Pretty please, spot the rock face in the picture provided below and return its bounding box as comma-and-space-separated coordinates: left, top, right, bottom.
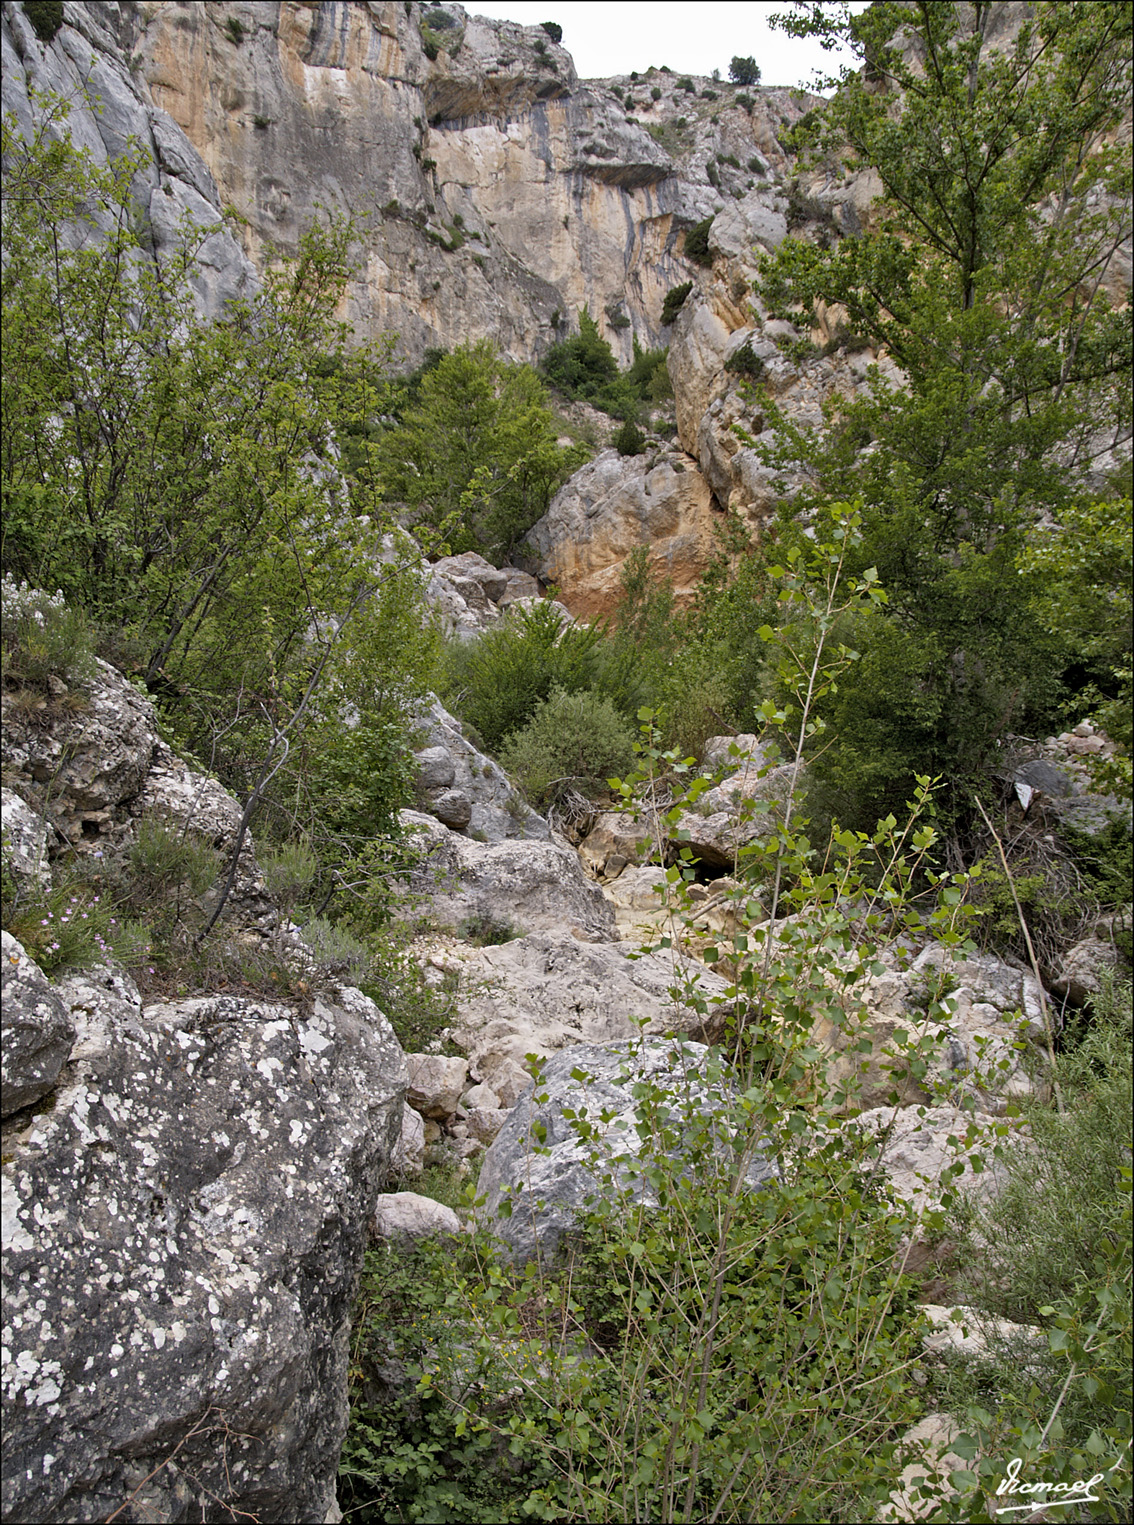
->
398, 809, 615, 941
2, 1, 257, 317
0, 656, 273, 930
3, 3, 820, 373
411, 695, 550, 842
1, 788, 52, 894
476, 1038, 780, 1265
2, 959, 406, 1524
525, 448, 720, 617
1, 932, 76, 1118
425, 553, 542, 641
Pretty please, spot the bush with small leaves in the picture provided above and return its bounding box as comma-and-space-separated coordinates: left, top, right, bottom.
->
24, 1, 64, 41
613, 419, 647, 456
683, 216, 715, 266
539, 20, 562, 44
499, 686, 637, 806
1, 578, 96, 694
729, 55, 761, 85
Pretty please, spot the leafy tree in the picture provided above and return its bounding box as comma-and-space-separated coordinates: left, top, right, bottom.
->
1, 92, 434, 885
439, 600, 605, 752
728, 55, 760, 86
539, 21, 562, 45
753, 1, 1133, 828
378, 342, 585, 564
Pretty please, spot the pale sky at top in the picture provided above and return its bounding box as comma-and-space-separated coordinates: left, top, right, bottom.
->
468, 2, 864, 91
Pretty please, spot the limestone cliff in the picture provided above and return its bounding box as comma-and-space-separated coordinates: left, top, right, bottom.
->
2, 1, 819, 368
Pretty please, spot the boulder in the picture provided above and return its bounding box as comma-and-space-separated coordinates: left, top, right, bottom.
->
837, 1103, 1027, 1216
1, 787, 51, 893
405, 1052, 469, 1120
392, 1102, 426, 1177
432, 788, 473, 829
577, 810, 657, 877
446, 930, 736, 1095
525, 449, 720, 619
399, 811, 614, 941
476, 1039, 780, 1265
817, 944, 1052, 1112
2, 962, 405, 1525
1048, 936, 1123, 1007
410, 697, 549, 842
371, 1192, 462, 1243
671, 762, 796, 869
1, 931, 76, 1117
882, 1413, 972, 1523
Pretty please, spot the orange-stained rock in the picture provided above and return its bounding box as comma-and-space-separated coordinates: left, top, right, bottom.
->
524, 448, 722, 618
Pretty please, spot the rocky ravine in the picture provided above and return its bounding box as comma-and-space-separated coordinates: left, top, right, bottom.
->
2, 603, 1123, 1520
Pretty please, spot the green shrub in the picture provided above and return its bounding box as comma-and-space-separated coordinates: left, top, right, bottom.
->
457, 912, 520, 946
539, 21, 562, 45
725, 339, 765, 380
3, 878, 146, 976
650, 86, 662, 101
951, 982, 1133, 1325
260, 838, 319, 917
224, 15, 245, 45
613, 419, 647, 456
498, 686, 637, 805
1, 578, 96, 693
439, 600, 605, 753
339, 1240, 561, 1522
683, 216, 715, 266
661, 281, 693, 325
299, 916, 373, 984
735, 92, 754, 112
729, 55, 761, 85
701, 88, 718, 100
24, 1, 64, 41
122, 818, 221, 916
678, 76, 695, 92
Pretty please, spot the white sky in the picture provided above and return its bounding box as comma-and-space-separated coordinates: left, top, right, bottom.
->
468, 2, 865, 91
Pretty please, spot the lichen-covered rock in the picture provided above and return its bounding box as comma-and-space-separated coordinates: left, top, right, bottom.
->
0, 932, 76, 1118
0, 650, 273, 928
1, 788, 52, 894
476, 1039, 779, 1265
0, 658, 156, 847
399, 810, 613, 940
1, 962, 406, 1524
443, 931, 736, 1104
